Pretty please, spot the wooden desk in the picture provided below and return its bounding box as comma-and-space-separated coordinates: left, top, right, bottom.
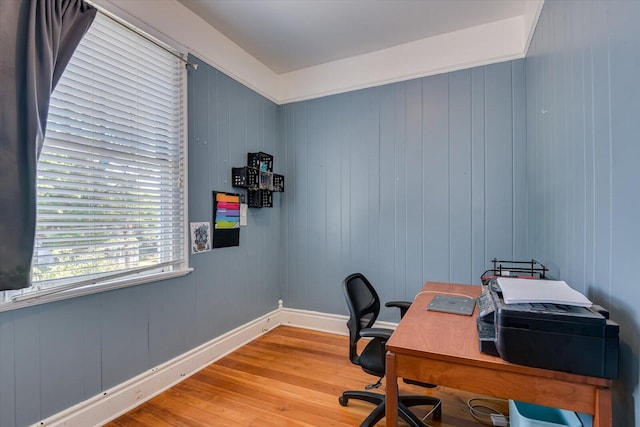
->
385, 281, 612, 427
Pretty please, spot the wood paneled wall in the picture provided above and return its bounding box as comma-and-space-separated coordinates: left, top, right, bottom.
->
278, 60, 527, 319
12, 1, 640, 420
0, 55, 281, 427
526, 1, 640, 425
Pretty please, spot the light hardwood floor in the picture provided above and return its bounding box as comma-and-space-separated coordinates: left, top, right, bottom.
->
105, 326, 508, 426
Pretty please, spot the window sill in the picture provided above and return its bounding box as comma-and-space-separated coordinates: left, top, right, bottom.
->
0, 268, 193, 313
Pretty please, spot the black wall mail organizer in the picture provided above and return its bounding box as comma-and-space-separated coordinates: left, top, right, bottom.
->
232, 152, 284, 208
212, 191, 240, 248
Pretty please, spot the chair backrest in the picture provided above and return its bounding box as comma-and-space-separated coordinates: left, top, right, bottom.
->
342, 273, 380, 365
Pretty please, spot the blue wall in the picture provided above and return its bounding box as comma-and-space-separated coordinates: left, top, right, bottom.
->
279, 60, 527, 320
526, 1, 640, 424
3, 1, 639, 424
0, 55, 281, 427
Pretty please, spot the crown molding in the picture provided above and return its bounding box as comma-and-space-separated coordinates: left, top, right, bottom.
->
276, 16, 527, 104
99, 0, 281, 103
98, 0, 543, 105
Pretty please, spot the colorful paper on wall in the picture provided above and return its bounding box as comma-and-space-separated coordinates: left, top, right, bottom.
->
215, 220, 239, 229
212, 191, 240, 248
214, 193, 240, 229
217, 202, 240, 210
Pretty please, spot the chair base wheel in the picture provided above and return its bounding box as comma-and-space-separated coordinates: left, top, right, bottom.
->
339, 390, 440, 427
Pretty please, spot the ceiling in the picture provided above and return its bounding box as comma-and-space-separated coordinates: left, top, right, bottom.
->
176, 0, 539, 75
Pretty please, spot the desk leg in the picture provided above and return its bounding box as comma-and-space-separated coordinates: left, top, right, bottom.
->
593, 387, 612, 427
386, 351, 398, 427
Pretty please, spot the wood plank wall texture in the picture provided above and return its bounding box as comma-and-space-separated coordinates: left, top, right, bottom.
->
279, 60, 527, 319
3, 1, 640, 424
526, 1, 640, 425
0, 57, 526, 427
0, 56, 282, 427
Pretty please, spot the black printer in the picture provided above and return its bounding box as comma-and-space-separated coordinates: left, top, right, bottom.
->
477, 279, 619, 379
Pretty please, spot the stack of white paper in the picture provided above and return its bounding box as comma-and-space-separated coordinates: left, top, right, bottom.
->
496, 277, 592, 307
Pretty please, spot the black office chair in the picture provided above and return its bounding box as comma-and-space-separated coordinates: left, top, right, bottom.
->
338, 273, 441, 427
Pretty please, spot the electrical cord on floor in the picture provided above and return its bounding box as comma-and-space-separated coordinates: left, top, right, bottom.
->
419, 399, 442, 426
467, 397, 509, 426
399, 399, 442, 427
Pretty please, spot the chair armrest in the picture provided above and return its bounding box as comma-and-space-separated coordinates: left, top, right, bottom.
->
359, 327, 393, 340
385, 301, 412, 318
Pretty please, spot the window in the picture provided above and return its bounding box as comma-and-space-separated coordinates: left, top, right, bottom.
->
9, 12, 188, 304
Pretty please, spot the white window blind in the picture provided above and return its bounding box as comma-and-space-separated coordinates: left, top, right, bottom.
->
32, 12, 186, 289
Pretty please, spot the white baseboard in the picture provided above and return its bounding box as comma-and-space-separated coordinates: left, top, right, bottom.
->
281, 307, 397, 335
35, 305, 397, 427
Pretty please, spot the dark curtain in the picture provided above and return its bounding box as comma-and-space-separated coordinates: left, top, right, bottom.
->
0, 0, 96, 291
